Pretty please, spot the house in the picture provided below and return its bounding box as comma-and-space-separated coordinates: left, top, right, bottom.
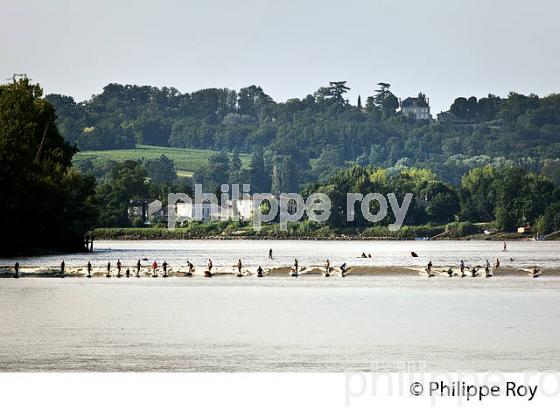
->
128, 199, 163, 225
171, 197, 255, 222
400, 93, 432, 120
517, 225, 532, 234
168, 195, 297, 224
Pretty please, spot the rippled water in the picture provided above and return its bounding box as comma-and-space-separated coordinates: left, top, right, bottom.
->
0, 240, 559, 371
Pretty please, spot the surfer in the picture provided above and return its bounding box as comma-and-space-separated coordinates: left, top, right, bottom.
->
495, 258, 500, 269
360, 252, 367, 258
186, 260, 194, 276
531, 266, 541, 278
136, 260, 142, 277
368, 253, 372, 258
60, 260, 65, 278
106, 262, 111, 278
340, 262, 348, 277
268, 249, 273, 259
125, 268, 130, 278
151, 260, 158, 277
460, 260, 465, 277
470, 266, 479, 277
325, 259, 331, 277
257, 266, 264, 277
117, 259, 122, 276
292, 259, 299, 277
236, 259, 243, 277
503, 242, 507, 252
13, 262, 19, 279
87, 261, 92, 278
485, 260, 492, 277
426, 261, 433, 276
446, 267, 454, 277
162, 261, 168, 277
205, 259, 213, 277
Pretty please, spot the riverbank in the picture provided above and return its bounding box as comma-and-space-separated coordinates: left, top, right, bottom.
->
90, 221, 544, 241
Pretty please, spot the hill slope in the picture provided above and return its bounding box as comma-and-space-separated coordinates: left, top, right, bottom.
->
74, 144, 252, 177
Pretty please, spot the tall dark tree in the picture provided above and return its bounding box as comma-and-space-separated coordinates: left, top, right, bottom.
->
96, 161, 149, 227
373, 83, 399, 116
249, 147, 269, 192
143, 155, 176, 183
0, 77, 98, 254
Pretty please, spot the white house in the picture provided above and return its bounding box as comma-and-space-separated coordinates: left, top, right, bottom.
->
400, 93, 432, 120
172, 198, 255, 222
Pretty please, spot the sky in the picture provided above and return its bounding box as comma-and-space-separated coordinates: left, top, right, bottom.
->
1, 0, 559, 114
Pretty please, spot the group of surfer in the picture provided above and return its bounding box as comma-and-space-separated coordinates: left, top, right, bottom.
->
7, 244, 541, 279
425, 258, 541, 278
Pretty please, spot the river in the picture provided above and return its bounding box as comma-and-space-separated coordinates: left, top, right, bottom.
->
0, 240, 559, 371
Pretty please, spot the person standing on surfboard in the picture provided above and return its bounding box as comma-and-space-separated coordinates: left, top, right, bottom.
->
236, 259, 242, 276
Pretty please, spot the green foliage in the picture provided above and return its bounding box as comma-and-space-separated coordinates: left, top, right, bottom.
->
143, 154, 176, 183
48, 81, 560, 189
74, 144, 251, 177
445, 221, 481, 238
0, 77, 98, 254
96, 161, 149, 227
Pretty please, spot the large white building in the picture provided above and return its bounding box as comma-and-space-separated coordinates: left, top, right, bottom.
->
400, 93, 432, 120
172, 198, 255, 222
171, 195, 299, 223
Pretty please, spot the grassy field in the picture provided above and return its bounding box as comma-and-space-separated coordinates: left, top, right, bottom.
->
74, 145, 252, 177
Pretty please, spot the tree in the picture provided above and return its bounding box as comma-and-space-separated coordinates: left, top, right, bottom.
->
195, 151, 231, 191
249, 147, 269, 192
309, 145, 345, 182
373, 83, 399, 117
143, 155, 176, 183
0, 76, 98, 254
270, 155, 297, 194
96, 161, 149, 227
237, 85, 274, 119
229, 149, 242, 184
315, 81, 350, 106
420, 181, 460, 223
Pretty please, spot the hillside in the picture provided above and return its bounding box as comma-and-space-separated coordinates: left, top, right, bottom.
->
48, 83, 560, 187
74, 144, 252, 177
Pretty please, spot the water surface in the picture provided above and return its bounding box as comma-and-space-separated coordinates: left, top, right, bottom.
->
0, 240, 559, 372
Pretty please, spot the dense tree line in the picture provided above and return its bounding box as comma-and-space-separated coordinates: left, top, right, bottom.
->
0, 77, 98, 255
92, 155, 560, 234
47, 82, 560, 187
308, 164, 560, 234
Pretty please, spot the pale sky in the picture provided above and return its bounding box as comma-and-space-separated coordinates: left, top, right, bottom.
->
1, 0, 559, 114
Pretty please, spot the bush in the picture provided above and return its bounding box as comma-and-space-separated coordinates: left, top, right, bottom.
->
445, 221, 480, 237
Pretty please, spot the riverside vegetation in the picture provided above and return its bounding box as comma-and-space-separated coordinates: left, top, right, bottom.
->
2, 77, 560, 255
